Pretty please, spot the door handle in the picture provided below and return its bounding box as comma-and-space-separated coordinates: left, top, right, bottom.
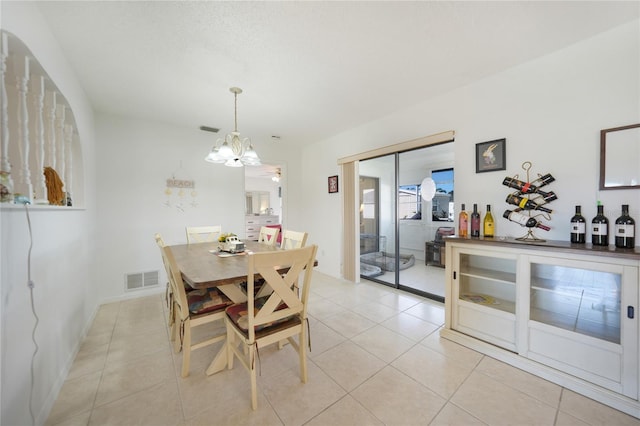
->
628, 306, 634, 319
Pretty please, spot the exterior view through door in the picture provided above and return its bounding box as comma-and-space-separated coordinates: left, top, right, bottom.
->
358, 143, 454, 301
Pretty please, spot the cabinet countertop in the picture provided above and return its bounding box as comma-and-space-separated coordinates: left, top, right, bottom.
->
444, 236, 640, 260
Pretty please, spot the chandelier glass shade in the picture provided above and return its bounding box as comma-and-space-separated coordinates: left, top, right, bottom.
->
205, 87, 261, 167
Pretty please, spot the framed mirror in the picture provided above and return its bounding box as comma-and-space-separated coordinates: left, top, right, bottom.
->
600, 123, 640, 190
245, 191, 270, 214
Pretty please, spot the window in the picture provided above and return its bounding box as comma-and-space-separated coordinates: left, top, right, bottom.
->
399, 184, 421, 219
432, 168, 454, 221
399, 168, 454, 221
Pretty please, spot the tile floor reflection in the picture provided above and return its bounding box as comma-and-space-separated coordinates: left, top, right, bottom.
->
370, 261, 446, 298
46, 272, 640, 426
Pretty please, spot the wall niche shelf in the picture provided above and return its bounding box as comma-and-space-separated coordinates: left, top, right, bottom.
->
1, 30, 83, 208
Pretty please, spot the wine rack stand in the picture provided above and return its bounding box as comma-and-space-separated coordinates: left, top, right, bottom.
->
504, 161, 555, 242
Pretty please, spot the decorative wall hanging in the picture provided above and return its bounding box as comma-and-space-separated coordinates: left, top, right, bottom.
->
476, 138, 506, 173
164, 162, 197, 211
501, 161, 556, 242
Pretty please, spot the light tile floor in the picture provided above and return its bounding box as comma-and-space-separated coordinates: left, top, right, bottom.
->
373, 261, 446, 298
46, 272, 640, 426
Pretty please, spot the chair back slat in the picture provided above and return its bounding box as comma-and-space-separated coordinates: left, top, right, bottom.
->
280, 229, 308, 249
186, 225, 222, 244
155, 234, 168, 269
258, 226, 280, 246
157, 241, 189, 320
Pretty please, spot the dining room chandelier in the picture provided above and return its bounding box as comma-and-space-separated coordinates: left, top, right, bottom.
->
205, 87, 261, 167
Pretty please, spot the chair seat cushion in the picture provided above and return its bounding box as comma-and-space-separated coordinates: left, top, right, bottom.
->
225, 296, 291, 332
240, 278, 266, 295
187, 287, 233, 314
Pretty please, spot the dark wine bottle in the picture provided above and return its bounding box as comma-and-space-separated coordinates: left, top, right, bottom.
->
505, 194, 553, 214
615, 204, 635, 249
470, 203, 480, 237
502, 176, 555, 199
503, 210, 551, 231
570, 205, 586, 244
591, 204, 609, 246
539, 192, 558, 203
533, 173, 555, 188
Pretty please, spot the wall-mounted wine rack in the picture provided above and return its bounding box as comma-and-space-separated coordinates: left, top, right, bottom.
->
502, 161, 556, 242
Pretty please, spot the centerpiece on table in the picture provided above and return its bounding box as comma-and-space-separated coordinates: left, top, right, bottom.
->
218, 233, 245, 253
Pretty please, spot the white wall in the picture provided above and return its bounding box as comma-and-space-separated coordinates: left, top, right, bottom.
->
94, 114, 301, 302
302, 19, 640, 279
1, 3, 98, 425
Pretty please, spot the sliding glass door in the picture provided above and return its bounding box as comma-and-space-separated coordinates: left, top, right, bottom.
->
359, 154, 396, 286
359, 143, 454, 301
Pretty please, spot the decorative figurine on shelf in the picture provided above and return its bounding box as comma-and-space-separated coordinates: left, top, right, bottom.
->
501, 161, 555, 242
0, 171, 12, 203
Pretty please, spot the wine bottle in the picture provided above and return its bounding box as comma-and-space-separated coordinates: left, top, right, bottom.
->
539, 192, 558, 203
533, 173, 555, 188
503, 210, 551, 231
502, 176, 555, 198
570, 205, 586, 244
470, 203, 480, 237
614, 204, 635, 249
591, 204, 609, 246
458, 203, 468, 238
505, 194, 553, 214
483, 204, 494, 238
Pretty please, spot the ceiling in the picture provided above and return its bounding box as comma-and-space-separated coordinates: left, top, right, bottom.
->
32, 1, 638, 151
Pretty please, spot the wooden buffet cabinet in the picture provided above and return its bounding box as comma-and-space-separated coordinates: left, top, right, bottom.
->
441, 237, 640, 418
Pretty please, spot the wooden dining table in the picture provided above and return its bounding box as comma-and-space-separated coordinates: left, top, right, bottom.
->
169, 240, 282, 301
167, 240, 300, 375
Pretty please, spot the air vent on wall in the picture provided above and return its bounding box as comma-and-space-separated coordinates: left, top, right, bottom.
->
199, 125, 219, 133
125, 270, 159, 291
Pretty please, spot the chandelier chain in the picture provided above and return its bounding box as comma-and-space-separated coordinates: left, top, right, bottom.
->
234, 91, 238, 133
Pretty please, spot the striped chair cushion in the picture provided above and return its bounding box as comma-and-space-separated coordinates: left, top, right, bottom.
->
187, 287, 232, 314
225, 296, 291, 332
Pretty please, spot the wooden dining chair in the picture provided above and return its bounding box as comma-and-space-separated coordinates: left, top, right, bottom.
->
156, 238, 232, 377
280, 229, 308, 249
265, 224, 282, 244
257, 226, 280, 246
225, 245, 318, 409
155, 234, 176, 341
186, 225, 222, 244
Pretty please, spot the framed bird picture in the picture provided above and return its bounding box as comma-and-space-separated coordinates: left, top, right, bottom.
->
476, 138, 506, 173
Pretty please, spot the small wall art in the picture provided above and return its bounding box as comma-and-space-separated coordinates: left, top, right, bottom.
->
476, 138, 506, 173
328, 175, 339, 193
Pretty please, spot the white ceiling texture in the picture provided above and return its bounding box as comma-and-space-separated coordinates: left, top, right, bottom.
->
32, 1, 639, 150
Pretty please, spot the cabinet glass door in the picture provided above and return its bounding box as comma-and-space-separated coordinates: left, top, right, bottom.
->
458, 253, 517, 314
530, 263, 621, 344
